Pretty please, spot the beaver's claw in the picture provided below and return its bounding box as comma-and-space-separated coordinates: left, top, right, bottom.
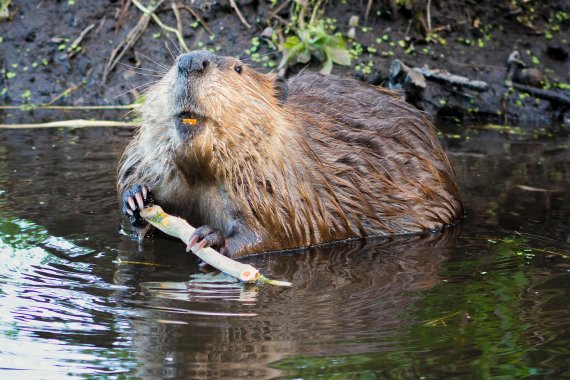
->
123, 184, 154, 228
186, 225, 227, 255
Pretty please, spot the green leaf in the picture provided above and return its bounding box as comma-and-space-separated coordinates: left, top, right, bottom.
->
325, 46, 351, 66
296, 49, 311, 64
283, 38, 306, 65
319, 58, 333, 75
329, 34, 347, 49
308, 34, 329, 47
306, 26, 329, 46
284, 36, 301, 50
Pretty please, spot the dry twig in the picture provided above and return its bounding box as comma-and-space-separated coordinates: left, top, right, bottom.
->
103, 0, 161, 82
171, 2, 185, 45
68, 24, 95, 59
229, 0, 251, 29
0, 119, 138, 129
177, 3, 214, 35
45, 79, 88, 106
0, 104, 138, 110
141, 205, 292, 286
365, 0, 373, 22
426, 0, 432, 32
131, 0, 189, 52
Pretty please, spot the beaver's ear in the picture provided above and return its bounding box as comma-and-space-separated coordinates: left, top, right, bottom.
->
274, 76, 288, 106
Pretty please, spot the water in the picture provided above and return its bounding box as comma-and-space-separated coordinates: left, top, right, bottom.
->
0, 125, 569, 379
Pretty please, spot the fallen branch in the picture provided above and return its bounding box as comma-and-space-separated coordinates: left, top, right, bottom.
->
0, 119, 138, 129
413, 65, 490, 92
389, 60, 427, 91
512, 82, 570, 107
140, 205, 292, 286
504, 51, 570, 107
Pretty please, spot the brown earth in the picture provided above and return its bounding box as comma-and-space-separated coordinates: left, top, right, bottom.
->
0, 0, 569, 127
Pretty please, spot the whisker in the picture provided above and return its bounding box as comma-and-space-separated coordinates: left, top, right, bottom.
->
122, 108, 140, 120
113, 80, 160, 99
164, 40, 177, 62
191, 140, 202, 170
117, 61, 167, 75
138, 53, 169, 71
297, 63, 311, 76
165, 33, 182, 57
118, 71, 164, 78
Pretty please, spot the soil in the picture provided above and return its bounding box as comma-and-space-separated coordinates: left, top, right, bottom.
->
0, 0, 569, 127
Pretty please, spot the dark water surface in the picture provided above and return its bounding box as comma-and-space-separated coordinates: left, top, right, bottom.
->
0, 126, 569, 379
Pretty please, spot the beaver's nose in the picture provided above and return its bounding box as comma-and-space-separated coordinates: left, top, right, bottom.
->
177, 51, 213, 74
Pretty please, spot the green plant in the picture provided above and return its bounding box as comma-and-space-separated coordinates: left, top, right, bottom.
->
0, 0, 10, 20
278, 1, 351, 75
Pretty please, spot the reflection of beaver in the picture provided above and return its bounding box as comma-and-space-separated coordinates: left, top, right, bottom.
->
118, 50, 463, 258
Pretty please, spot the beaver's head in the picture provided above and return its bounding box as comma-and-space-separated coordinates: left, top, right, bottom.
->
143, 51, 288, 144
139, 51, 290, 179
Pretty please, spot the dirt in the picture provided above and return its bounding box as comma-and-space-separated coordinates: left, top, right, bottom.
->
0, 0, 569, 127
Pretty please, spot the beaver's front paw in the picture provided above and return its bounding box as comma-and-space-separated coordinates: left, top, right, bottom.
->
186, 225, 229, 255
123, 184, 155, 228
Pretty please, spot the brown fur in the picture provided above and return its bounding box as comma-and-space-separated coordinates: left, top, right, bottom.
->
118, 52, 463, 257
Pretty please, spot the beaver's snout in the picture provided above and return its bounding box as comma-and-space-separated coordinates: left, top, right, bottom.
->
172, 51, 217, 139
177, 50, 216, 75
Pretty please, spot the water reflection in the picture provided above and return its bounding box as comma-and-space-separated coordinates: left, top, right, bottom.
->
114, 230, 457, 379
0, 127, 568, 378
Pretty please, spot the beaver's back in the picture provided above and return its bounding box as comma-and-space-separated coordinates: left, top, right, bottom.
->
281, 73, 462, 236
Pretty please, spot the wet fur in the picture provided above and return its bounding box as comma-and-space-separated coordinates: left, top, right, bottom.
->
118, 54, 463, 257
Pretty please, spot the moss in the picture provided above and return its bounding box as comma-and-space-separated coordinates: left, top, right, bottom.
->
21, 89, 32, 100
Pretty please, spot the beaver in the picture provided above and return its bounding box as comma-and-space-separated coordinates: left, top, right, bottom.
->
118, 50, 463, 258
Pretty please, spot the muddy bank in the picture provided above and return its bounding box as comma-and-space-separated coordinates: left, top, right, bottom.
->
0, 0, 568, 127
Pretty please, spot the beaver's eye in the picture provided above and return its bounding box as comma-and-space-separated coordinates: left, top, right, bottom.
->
234, 65, 242, 74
